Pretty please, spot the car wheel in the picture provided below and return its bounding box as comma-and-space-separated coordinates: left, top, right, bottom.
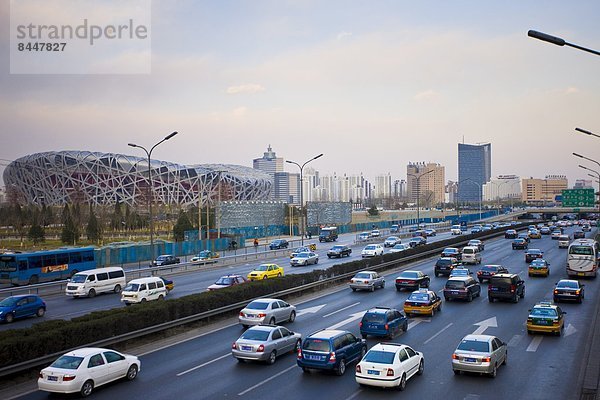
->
315, 259, 318, 264
88, 289, 96, 298
553, 297, 559, 303
5, 313, 14, 323
398, 373, 407, 391
453, 369, 461, 375
417, 359, 424, 375
527, 330, 532, 335
126, 364, 138, 380
502, 352, 507, 366
352, 288, 356, 292
328, 255, 332, 259
381, 281, 385, 289
431, 308, 435, 317
269, 317, 276, 325
277, 273, 282, 277
293, 339, 301, 354
263, 275, 268, 279
488, 296, 494, 303
577, 297, 583, 304
362, 333, 368, 340
242, 325, 249, 329
403, 322, 408, 332
520, 289, 525, 299
513, 295, 519, 303
158, 295, 164, 301
490, 364, 497, 378
267, 350, 277, 365
336, 359, 346, 376
36, 307, 45, 317
114, 284, 122, 293
141, 298, 147, 303
435, 272, 440, 278
467, 293, 473, 302
288, 311, 296, 322
80, 380, 94, 397
370, 285, 375, 292
302, 367, 310, 373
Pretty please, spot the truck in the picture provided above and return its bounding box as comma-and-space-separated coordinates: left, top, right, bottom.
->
319, 227, 338, 242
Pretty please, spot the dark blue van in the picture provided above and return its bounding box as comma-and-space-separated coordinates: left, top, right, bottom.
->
297, 329, 367, 375
359, 307, 408, 339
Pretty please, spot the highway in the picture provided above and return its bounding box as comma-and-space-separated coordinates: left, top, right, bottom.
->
0, 228, 455, 331
15, 225, 598, 399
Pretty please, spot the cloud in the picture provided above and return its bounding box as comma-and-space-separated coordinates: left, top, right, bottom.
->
226, 84, 266, 94
565, 86, 579, 94
414, 89, 440, 101
232, 106, 248, 117
336, 31, 352, 40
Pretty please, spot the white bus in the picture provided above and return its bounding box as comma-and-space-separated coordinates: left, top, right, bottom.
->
566, 239, 599, 278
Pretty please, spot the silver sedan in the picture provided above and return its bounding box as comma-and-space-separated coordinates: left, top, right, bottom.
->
290, 252, 319, 266
232, 325, 302, 364
452, 334, 507, 377
239, 298, 297, 328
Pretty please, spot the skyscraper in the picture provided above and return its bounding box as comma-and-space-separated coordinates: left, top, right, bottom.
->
407, 162, 445, 206
457, 143, 491, 203
253, 145, 284, 199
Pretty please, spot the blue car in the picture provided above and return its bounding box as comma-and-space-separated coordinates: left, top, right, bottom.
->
359, 307, 408, 339
297, 329, 367, 375
0, 295, 46, 323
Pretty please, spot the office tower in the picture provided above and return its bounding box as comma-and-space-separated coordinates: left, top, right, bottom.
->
457, 143, 491, 203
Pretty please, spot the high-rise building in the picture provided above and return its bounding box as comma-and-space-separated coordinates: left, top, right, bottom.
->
574, 179, 593, 189
253, 145, 284, 197
274, 172, 300, 204
446, 181, 458, 204
374, 173, 392, 199
521, 175, 568, 204
407, 162, 445, 207
393, 179, 407, 199
482, 175, 521, 201
458, 143, 491, 203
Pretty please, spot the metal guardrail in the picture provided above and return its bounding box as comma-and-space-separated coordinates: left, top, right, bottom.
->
0, 227, 519, 378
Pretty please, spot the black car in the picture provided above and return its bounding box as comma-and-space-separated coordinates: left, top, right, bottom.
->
434, 257, 461, 277
488, 273, 525, 303
409, 236, 427, 248
395, 270, 430, 291
443, 276, 481, 302
327, 245, 352, 258
518, 233, 531, 243
269, 239, 289, 250
512, 238, 528, 250
573, 231, 585, 239
152, 254, 180, 266
441, 247, 461, 260
525, 249, 543, 263
504, 229, 518, 239
553, 279, 585, 303
476, 265, 509, 283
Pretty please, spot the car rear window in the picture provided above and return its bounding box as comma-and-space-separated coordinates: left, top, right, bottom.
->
363, 313, 385, 323
399, 271, 419, 279
50, 355, 84, 370
463, 248, 474, 254
490, 277, 512, 286
240, 330, 270, 341
246, 301, 269, 310
457, 340, 489, 352
363, 350, 395, 364
445, 280, 465, 289
557, 281, 578, 289
303, 339, 331, 352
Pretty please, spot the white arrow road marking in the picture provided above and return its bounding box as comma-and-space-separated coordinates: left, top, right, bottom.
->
407, 317, 432, 330
472, 317, 497, 335
526, 336, 543, 352
424, 323, 453, 345
327, 311, 367, 330
323, 302, 359, 318
297, 304, 327, 316
564, 323, 577, 337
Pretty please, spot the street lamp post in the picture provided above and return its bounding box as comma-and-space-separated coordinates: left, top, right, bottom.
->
528, 30, 600, 56
286, 154, 323, 245
128, 131, 178, 259
576, 127, 600, 139
408, 169, 435, 226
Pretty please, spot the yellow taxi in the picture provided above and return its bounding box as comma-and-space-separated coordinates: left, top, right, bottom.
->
527, 301, 566, 335
528, 229, 542, 239
528, 259, 550, 277
246, 264, 284, 281
403, 289, 442, 317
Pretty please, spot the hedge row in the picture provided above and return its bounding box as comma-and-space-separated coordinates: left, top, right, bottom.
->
0, 224, 524, 368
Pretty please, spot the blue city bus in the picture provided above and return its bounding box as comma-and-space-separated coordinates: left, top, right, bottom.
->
0, 247, 96, 286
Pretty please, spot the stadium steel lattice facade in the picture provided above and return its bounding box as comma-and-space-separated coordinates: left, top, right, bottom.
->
3, 151, 272, 206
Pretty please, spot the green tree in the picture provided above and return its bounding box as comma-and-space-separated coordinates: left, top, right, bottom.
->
172, 210, 193, 242
61, 205, 80, 245
28, 210, 45, 245
86, 206, 102, 243
367, 205, 379, 216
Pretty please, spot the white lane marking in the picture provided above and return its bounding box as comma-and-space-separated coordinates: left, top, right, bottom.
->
345, 389, 363, 400
237, 364, 296, 395
323, 302, 360, 318
424, 323, 453, 345
526, 336, 543, 352
507, 334, 522, 347
407, 317, 431, 330
297, 304, 327, 316
565, 323, 578, 337
327, 311, 367, 330
176, 353, 230, 376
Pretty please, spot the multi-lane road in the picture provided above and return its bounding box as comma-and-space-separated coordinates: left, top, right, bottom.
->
13, 225, 599, 399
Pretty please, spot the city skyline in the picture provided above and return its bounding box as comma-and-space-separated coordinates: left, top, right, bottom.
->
1, 1, 599, 185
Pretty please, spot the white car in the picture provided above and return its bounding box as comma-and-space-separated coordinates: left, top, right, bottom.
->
358, 232, 371, 241
38, 348, 140, 397
356, 342, 424, 390
362, 244, 384, 257
389, 243, 411, 253
371, 229, 381, 237
451, 225, 462, 235
384, 236, 401, 247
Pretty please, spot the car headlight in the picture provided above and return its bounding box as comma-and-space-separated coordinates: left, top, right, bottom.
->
0, 311, 3, 315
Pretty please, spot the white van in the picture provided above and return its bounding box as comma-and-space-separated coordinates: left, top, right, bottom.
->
558, 235, 570, 249
121, 276, 168, 305
66, 267, 126, 298
461, 246, 482, 265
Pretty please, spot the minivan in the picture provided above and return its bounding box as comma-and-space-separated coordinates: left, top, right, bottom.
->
297, 329, 367, 375
461, 246, 481, 265
66, 267, 126, 298
558, 235, 570, 249
121, 277, 168, 305
444, 277, 481, 302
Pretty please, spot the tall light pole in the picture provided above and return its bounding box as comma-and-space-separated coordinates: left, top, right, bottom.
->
408, 169, 435, 225
576, 127, 600, 139
286, 153, 323, 245
528, 30, 600, 56
128, 131, 178, 259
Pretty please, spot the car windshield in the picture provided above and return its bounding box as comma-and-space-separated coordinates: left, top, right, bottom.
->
446, 280, 465, 289
303, 339, 330, 352
246, 301, 269, 310
197, 251, 210, 257
124, 283, 140, 292
530, 260, 545, 266
569, 246, 594, 255
240, 330, 270, 341
528, 250, 542, 255
70, 274, 87, 283
0, 297, 18, 307
407, 293, 429, 302
363, 313, 385, 323
294, 248, 308, 253
365, 245, 376, 250
386, 237, 398, 241
481, 266, 499, 272
50, 355, 84, 370
530, 308, 558, 317
463, 248, 474, 254
399, 272, 419, 279
363, 350, 395, 364
451, 270, 468, 276
444, 248, 457, 253
331, 246, 343, 251
355, 273, 372, 279
557, 281, 578, 289
393, 244, 406, 249
255, 265, 269, 271
437, 259, 452, 266
156, 256, 168, 261
215, 277, 234, 285
297, 253, 310, 258
469, 241, 480, 245
457, 340, 489, 353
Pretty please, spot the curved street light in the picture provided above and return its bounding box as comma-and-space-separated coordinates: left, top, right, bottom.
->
575, 127, 600, 139
286, 153, 323, 245
528, 30, 600, 56
128, 131, 179, 258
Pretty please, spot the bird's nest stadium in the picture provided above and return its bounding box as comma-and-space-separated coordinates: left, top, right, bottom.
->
3, 151, 273, 206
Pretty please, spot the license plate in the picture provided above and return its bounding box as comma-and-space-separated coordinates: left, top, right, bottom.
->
464, 357, 477, 363
47, 376, 58, 381
536, 320, 548, 325
241, 346, 252, 351
578, 273, 585, 276
451, 291, 458, 294
305, 354, 321, 361
368, 370, 380, 375
491, 287, 498, 291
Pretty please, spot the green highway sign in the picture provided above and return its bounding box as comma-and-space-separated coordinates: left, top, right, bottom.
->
562, 188, 595, 207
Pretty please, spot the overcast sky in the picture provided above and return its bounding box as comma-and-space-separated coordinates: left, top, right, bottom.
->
1, 0, 599, 186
